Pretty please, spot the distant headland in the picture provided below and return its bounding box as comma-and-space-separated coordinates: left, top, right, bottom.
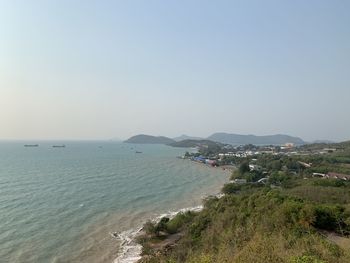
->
123, 132, 306, 146
123, 134, 176, 144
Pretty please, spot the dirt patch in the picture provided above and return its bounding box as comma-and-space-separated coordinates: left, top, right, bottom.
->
324, 231, 350, 250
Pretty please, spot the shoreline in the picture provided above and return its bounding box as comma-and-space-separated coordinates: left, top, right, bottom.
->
181, 157, 236, 173
111, 163, 231, 263
112, 162, 232, 263
68, 154, 232, 263
112, 205, 206, 263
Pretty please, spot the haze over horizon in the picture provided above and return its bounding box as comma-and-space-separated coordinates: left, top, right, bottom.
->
1, 1, 349, 142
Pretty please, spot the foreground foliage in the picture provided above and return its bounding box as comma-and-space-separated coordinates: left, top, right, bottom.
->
139, 183, 350, 263
139, 141, 350, 262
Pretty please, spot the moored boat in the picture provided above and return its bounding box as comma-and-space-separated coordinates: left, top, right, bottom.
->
52, 145, 66, 148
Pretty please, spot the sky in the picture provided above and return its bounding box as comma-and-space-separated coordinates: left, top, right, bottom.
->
1, 0, 349, 142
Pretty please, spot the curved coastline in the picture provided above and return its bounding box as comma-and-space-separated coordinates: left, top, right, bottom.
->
58, 158, 232, 263
0, 141, 232, 262
109, 160, 232, 263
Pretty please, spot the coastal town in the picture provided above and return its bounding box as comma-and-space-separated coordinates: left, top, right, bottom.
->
179, 140, 350, 185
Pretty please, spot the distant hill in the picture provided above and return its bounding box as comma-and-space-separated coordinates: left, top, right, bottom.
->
207, 132, 305, 145
170, 139, 224, 155
124, 132, 306, 146
311, 139, 335, 144
124, 134, 175, 144
299, 140, 350, 152
169, 139, 222, 148
172, 135, 204, 142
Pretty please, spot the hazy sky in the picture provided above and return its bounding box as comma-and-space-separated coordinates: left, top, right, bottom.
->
1, 1, 349, 141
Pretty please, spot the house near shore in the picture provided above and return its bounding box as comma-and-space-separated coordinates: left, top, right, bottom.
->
298, 161, 312, 168
318, 148, 337, 154
280, 143, 294, 150
205, 159, 217, 166
192, 156, 206, 163
249, 164, 262, 171
192, 156, 218, 166
312, 172, 350, 181
312, 172, 326, 177
326, 172, 350, 180
232, 179, 247, 184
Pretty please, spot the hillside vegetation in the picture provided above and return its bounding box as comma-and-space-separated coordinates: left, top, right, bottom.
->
139, 184, 350, 263
138, 141, 350, 263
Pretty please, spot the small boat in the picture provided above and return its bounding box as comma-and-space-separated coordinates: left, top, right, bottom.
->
135, 151, 142, 154
52, 145, 66, 148
24, 144, 39, 147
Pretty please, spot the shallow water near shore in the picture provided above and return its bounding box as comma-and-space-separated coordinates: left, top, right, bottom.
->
0, 141, 229, 263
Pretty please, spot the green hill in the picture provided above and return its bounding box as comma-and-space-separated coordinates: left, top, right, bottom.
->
207, 132, 305, 145
124, 134, 175, 144
169, 139, 222, 148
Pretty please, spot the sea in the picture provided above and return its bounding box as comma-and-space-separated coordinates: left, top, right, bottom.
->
0, 141, 230, 263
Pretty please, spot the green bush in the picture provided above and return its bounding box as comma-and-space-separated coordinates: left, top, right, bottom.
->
222, 183, 242, 194
246, 170, 264, 182
313, 179, 345, 187
312, 205, 348, 233
269, 171, 289, 183
290, 255, 325, 263
155, 217, 170, 234
166, 211, 196, 234
189, 215, 211, 241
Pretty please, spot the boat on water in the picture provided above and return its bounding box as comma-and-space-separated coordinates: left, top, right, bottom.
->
52, 145, 66, 148
135, 151, 142, 154
24, 144, 39, 147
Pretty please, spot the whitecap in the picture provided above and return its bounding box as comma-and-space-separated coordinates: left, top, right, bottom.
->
112, 205, 204, 263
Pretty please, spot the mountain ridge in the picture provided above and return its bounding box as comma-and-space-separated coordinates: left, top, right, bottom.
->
124, 132, 306, 145
172, 135, 204, 141
207, 132, 305, 145
124, 134, 175, 144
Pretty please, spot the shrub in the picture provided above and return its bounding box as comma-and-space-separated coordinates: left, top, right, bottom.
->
246, 170, 264, 182
143, 220, 156, 235
313, 179, 345, 187
189, 215, 211, 241
313, 205, 346, 233
222, 183, 242, 194
166, 211, 196, 234
280, 200, 314, 229
155, 217, 170, 234
290, 255, 325, 263
239, 161, 250, 175
230, 170, 243, 180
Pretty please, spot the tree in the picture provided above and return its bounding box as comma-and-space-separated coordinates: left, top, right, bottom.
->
155, 217, 170, 235
239, 161, 250, 175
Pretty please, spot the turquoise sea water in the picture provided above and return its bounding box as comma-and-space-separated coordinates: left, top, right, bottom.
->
0, 141, 229, 263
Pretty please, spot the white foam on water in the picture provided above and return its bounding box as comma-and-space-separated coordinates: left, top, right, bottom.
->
112, 228, 143, 263
112, 205, 204, 263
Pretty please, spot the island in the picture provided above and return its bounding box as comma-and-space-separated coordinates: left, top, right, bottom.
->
124, 132, 306, 146
124, 134, 176, 145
